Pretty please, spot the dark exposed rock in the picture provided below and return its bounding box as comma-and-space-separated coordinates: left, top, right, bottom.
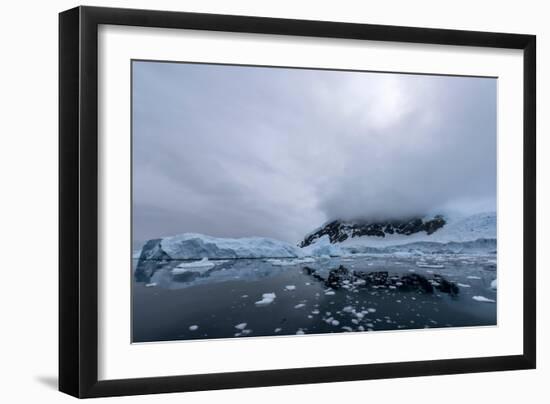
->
299, 215, 446, 247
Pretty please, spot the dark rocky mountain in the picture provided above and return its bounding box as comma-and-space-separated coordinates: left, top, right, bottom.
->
299, 216, 446, 247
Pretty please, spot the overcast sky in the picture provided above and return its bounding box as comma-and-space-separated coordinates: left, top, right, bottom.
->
132, 61, 496, 247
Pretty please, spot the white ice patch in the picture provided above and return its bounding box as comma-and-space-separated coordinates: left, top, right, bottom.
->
284, 285, 296, 291
234, 323, 247, 330
472, 295, 496, 303
145, 282, 157, 287
294, 303, 306, 309
490, 279, 497, 289
416, 262, 445, 269
467, 275, 482, 280
255, 293, 277, 306
172, 257, 216, 274
457, 283, 471, 288
188, 325, 199, 331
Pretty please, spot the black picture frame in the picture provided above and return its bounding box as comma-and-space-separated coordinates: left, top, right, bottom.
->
59, 5, 536, 398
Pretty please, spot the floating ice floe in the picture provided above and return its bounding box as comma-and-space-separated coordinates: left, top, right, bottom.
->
416, 262, 445, 269
324, 290, 335, 296
255, 293, 277, 306
490, 279, 497, 289
284, 285, 296, 291
274, 328, 282, 333
189, 325, 199, 331
267, 257, 316, 266
457, 283, 471, 288
172, 257, 217, 274
234, 323, 247, 330
467, 275, 482, 280
296, 329, 305, 335
294, 303, 306, 309
472, 295, 496, 303
145, 282, 157, 287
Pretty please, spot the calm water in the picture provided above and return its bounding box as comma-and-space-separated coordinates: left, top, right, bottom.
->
132, 254, 497, 343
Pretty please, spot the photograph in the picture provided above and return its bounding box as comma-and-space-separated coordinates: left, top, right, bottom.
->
131, 60, 498, 343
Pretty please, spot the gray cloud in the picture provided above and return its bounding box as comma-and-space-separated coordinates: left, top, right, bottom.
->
132, 61, 496, 247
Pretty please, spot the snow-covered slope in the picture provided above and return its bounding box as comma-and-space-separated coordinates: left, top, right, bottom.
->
304, 212, 496, 250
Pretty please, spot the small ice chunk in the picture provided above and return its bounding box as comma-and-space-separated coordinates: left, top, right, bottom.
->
285, 285, 296, 291
367, 308, 377, 313
472, 295, 496, 303
296, 329, 305, 335
189, 325, 199, 331
467, 275, 482, 280
234, 323, 247, 330
255, 292, 277, 306
324, 290, 335, 296
341, 326, 353, 332
294, 303, 306, 309
145, 282, 157, 287
491, 279, 497, 289
457, 283, 471, 288
274, 328, 282, 333
331, 320, 340, 326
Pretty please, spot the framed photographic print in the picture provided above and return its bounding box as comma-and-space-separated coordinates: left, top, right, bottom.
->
59, 6, 536, 398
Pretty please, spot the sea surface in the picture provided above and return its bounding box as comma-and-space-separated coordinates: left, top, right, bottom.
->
132, 254, 497, 343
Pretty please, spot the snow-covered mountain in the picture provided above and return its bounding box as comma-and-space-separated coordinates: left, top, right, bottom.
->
300, 212, 496, 249
134, 212, 496, 281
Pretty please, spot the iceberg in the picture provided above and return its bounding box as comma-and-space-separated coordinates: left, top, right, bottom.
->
160, 233, 303, 259
301, 235, 344, 257
140, 232, 309, 262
